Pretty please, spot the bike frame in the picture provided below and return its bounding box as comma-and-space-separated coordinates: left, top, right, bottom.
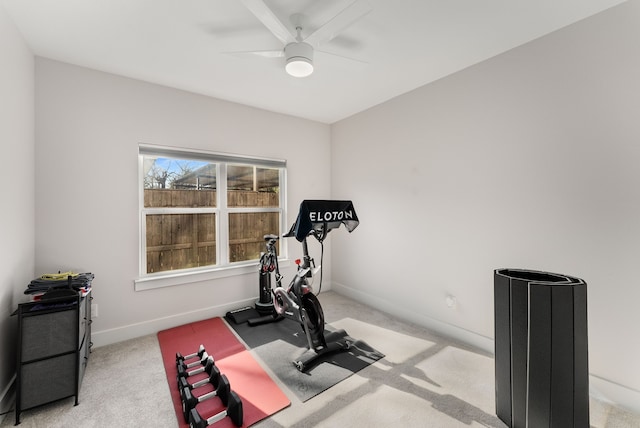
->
255, 235, 281, 312
273, 232, 326, 352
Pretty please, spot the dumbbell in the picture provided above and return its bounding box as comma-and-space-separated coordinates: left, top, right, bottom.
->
178, 364, 221, 393
189, 390, 243, 427
176, 344, 206, 364
181, 374, 231, 422
177, 351, 211, 371
177, 356, 215, 382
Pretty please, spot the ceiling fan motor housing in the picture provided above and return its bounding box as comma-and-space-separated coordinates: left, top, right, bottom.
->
284, 42, 314, 77
285, 41, 313, 62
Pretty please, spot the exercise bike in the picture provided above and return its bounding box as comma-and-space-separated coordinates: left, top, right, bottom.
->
251, 234, 283, 321
249, 200, 360, 371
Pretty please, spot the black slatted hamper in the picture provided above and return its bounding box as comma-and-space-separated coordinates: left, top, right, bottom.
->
494, 268, 589, 428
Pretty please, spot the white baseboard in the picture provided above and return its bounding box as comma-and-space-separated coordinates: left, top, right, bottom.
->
331, 281, 640, 415
590, 374, 640, 415
331, 282, 495, 353
91, 297, 256, 348
0, 375, 15, 426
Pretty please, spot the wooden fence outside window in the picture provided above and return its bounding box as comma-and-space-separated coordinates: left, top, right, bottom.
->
144, 189, 279, 274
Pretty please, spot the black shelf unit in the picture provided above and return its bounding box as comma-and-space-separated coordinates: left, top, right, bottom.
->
14, 291, 92, 425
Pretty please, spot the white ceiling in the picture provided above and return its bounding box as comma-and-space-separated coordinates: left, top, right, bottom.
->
2, 0, 627, 123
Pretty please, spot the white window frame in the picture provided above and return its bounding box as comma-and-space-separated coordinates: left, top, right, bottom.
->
134, 144, 287, 291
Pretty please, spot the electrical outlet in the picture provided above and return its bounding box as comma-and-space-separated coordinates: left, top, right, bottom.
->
445, 295, 457, 309
92, 303, 98, 317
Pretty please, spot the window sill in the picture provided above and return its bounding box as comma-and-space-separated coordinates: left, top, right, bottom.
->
134, 260, 291, 291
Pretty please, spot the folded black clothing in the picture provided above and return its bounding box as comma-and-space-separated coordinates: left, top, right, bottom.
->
30, 300, 78, 312
25, 272, 94, 294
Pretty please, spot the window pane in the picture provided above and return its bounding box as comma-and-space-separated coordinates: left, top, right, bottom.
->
146, 213, 216, 273
143, 157, 216, 207
229, 212, 279, 262
227, 165, 253, 191
227, 165, 279, 207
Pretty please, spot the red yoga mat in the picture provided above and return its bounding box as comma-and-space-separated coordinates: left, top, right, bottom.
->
157, 317, 290, 427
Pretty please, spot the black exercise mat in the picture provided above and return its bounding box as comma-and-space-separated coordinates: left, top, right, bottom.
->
226, 314, 384, 402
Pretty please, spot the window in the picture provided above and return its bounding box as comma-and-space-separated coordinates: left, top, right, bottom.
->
138, 145, 286, 283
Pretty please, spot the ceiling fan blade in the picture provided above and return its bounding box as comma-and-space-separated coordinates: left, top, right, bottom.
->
316, 49, 368, 65
304, 0, 372, 47
223, 49, 284, 58
240, 0, 295, 45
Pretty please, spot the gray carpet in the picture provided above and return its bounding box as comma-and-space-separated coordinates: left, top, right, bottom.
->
2, 291, 640, 428
255, 315, 504, 427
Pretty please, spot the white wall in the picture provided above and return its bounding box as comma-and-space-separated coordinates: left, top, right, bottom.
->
0, 4, 35, 417
34, 58, 331, 346
331, 0, 640, 411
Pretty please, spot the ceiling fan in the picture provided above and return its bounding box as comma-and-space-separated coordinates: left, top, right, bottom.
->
236, 0, 372, 77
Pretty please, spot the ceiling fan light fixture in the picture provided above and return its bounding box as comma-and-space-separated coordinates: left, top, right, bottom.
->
286, 57, 313, 77
284, 42, 314, 77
